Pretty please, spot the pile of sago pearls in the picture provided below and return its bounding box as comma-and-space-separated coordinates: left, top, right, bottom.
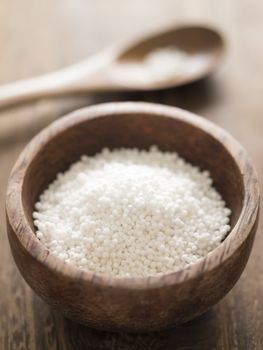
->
33, 146, 231, 278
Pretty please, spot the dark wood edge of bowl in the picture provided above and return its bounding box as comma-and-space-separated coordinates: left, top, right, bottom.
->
5, 101, 260, 290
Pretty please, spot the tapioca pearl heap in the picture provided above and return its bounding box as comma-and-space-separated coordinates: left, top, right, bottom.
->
33, 146, 231, 278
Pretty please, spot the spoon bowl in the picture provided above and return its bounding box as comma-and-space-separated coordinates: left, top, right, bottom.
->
6, 102, 259, 332
113, 25, 225, 89
0, 25, 225, 108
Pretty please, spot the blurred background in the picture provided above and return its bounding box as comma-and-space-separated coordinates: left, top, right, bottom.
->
1, 0, 263, 349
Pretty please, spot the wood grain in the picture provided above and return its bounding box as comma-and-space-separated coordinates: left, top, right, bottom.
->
1, 0, 263, 348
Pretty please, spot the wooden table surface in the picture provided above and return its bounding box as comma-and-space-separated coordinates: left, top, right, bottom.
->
1, 1, 263, 349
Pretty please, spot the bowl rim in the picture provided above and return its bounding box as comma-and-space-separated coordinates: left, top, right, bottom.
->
6, 101, 260, 290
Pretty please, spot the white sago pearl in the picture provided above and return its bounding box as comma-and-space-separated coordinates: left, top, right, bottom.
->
33, 146, 231, 278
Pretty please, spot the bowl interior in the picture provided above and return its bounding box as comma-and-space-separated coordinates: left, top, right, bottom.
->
23, 111, 244, 239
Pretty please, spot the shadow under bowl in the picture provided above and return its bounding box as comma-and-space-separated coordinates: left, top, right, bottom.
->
6, 102, 259, 332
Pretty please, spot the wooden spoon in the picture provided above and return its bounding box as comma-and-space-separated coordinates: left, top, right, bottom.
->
0, 25, 225, 108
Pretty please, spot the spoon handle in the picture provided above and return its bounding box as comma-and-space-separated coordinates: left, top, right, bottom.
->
0, 73, 75, 108
0, 51, 115, 109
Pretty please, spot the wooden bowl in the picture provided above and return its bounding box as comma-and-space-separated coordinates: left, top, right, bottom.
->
6, 102, 260, 332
